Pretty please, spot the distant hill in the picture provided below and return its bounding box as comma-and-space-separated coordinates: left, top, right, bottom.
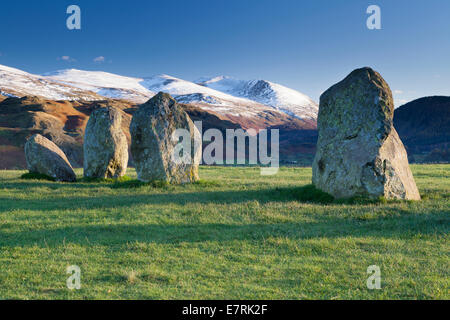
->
394, 96, 450, 163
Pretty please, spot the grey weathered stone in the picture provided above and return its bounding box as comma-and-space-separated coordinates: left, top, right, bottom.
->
25, 134, 76, 182
312, 67, 421, 200
130, 92, 201, 183
83, 106, 128, 179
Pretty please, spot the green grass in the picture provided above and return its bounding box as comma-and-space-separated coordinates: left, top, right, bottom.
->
0, 164, 448, 300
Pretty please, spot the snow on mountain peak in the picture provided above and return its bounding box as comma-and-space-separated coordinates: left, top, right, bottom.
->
0, 64, 31, 76
196, 75, 230, 85
0, 63, 318, 121
44, 68, 153, 100
196, 76, 318, 120
0, 63, 104, 100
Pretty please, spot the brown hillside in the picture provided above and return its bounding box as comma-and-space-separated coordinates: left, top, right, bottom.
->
0, 95, 318, 169
0, 96, 134, 169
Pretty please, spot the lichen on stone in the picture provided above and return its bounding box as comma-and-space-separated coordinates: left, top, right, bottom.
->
312, 67, 420, 200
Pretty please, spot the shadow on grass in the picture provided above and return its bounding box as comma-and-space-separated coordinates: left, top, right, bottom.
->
0, 183, 417, 214
20, 172, 55, 182
2, 172, 426, 206
78, 175, 133, 183
0, 177, 219, 191
1, 210, 448, 248
0, 181, 102, 190
110, 179, 169, 189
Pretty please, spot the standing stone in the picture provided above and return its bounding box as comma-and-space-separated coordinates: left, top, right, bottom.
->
312, 67, 420, 200
25, 134, 76, 182
84, 106, 128, 179
130, 92, 201, 183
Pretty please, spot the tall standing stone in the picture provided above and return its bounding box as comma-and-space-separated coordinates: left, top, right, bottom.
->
84, 106, 129, 179
25, 134, 76, 182
312, 67, 420, 200
130, 92, 201, 183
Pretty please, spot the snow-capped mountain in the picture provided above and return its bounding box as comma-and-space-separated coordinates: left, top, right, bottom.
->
0, 64, 103, 101
140, 74, 277, 118
44, 69, 154, 102
41, 69, 279, 119
196, 76, 318, 120
0, 64, 318, 127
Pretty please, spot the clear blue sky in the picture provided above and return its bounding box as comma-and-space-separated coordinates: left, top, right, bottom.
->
0, 0, 449, 105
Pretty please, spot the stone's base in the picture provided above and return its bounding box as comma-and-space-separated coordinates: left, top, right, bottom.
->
313, 128, 420, 200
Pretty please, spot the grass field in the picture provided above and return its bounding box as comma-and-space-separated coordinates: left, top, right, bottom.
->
0, 165, 448, 299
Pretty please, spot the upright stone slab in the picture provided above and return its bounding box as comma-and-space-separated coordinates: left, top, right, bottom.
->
84, 106, 128, 179
312, 67, 420, 200
25, 134, 76, 182
130, 92, 201, 183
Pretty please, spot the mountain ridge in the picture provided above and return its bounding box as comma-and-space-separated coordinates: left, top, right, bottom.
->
1, 64, 317, 118
1, 63, 318, 130
196, 76, 318, 120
